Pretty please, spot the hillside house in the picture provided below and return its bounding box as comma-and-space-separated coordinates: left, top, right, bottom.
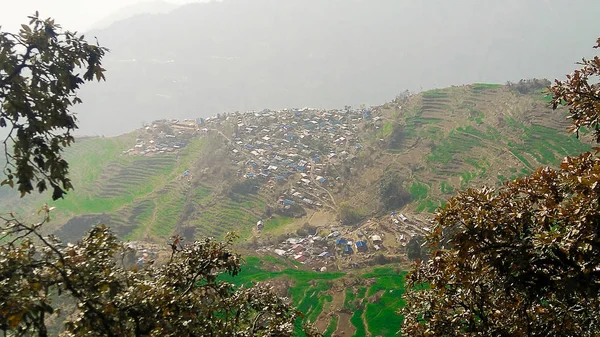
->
290, 244, 304, 253
355, 241, 368, 252
335, 238, 348, 245
294, 254, 307, 263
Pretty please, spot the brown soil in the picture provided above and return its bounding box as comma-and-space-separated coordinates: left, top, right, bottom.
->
335, 312, 356, 337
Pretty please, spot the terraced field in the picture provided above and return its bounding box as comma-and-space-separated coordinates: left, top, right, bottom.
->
224, 256, 409, 337
188, 190, 266, 238
92, 155, 176, 199
352, 84, 593, 214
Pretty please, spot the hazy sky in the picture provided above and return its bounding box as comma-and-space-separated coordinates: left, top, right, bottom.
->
0, 0, 209, 32
2, 0, 599, 137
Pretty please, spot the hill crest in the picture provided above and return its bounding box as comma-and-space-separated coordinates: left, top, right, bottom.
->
0, 82, 591, 245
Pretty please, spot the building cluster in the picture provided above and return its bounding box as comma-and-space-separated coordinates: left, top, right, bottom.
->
122, 106, 385, 211
121, 119, 201, 156
388, 211, 429, 247
206, 106, 383, 208
265, 226, 387, 268
256, 210, 433, 269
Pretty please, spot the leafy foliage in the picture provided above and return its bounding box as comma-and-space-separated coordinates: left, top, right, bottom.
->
402, 38, 600, 336
387, 123, 406, 150
550, 37, 600, 141
229, 178, 261, 195
402, 154, 600, 336
405, 235, 424, 261
0, 212, 318, 336
0, 13, 107, 200
506, 78, 551, 94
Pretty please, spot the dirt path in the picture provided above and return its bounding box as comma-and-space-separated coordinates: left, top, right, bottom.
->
309, 159, 338, 208
209, 128, 232, 143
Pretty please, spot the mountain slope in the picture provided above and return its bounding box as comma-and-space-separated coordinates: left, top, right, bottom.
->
340, 83, 590, 215
87, 1, 178, 31
0, 82, 591, 245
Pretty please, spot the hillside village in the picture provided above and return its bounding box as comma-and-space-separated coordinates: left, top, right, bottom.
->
224, 106, 380, 210
123, 105, 387, 211
121, 119, 200, 156
257, 210, 430, 270
117, 102, 438, 269
42, 81, 585, 275
122, 209, 430, 271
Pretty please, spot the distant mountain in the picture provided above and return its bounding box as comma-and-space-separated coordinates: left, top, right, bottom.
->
75, 0, 600, 136
87, 1, 178, 31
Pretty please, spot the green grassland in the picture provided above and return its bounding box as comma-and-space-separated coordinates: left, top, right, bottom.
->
223, 256, 409, 337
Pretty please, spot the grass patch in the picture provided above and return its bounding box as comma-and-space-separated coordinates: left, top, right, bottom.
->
460, 171, 477, 188
538, 88, 553, 103
377, 121, 393, 138
409, 181, 429, 201
65, 135, 135, 185
350, 310, 366, 337
190, 193, 267, 239
426, 126, 497, 165
440, 181, 455, 194
348, 286, 367, 337
323, 315, 339, 337
223, 256, 344, 299
362, 268, 408, 337
472, 83, 501, 89
344, 288, 356, 309
506, 120, 590, 169
422, 89, 449, 99
497, 174, 507, 185
416, 199, 441, 213
194, 185, 212, 201
510, 149, 534, 170
466, 107, 485, 124
220, 256, 344, 336
46, 138, 208, 228
263, 216, 294, 233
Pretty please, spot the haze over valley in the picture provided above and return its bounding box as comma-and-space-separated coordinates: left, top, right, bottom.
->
6, 0, 596, 136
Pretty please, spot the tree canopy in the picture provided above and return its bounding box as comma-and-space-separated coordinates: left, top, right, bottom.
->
1, 215, 314, 336
550, 37, 600, 141
0, 13, 107, 200
402, 37, 600, 336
